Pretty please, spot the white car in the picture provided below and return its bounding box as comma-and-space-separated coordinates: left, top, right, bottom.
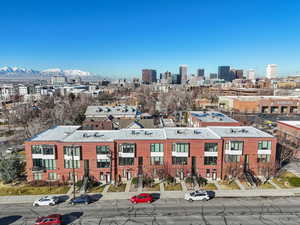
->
33, 196, 59, 207
184, 190, 210, 202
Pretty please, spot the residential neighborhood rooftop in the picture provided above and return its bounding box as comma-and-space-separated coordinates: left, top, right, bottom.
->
85, 105, 137, 118
28, 125, 274, 142
190, 111, 238, 123
278, 120, 300, 129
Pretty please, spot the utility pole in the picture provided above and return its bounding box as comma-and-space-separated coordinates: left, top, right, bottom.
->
72, 145, 76, 200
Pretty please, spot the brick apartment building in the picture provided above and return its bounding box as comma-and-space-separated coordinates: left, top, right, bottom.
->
25, 126, 276, 184
276, 121, 300, 158
219, 96, 300, 114
188, 111, 241, 127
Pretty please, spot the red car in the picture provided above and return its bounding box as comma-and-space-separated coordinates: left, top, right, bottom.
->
34, 214, 62, 225
130, 193, 153, 204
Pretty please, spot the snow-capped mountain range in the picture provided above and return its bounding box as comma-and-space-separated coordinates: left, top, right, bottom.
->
0, 66, 91, 77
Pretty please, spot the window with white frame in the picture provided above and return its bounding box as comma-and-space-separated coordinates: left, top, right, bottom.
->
224, 155, 240, 163
257, 154, 271, 163
64, 160, 80, 169
63, 146, 81, 157
172, 143, 189, 152
150, 156, 164, 165
204, 143, 218, 152
150, 143, 164, 152
225, 141, 244, 151
96, 145, 110, 155
48, 172, 57, 180
258, 141, 272, 150
119, 143, 135, 153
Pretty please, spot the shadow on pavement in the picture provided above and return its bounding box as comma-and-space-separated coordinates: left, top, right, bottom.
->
0, 215, 22, 225
150, 193, 161, 202
62, 212, 83, 225
90, 193, 103, 203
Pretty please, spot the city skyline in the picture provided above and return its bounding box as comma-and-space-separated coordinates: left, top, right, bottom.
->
1, 1, 300, 77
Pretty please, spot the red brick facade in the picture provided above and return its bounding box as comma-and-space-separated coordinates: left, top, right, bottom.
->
25, 132, 276, 183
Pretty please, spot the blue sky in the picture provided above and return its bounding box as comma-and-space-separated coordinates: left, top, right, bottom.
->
1, 0, 300, 78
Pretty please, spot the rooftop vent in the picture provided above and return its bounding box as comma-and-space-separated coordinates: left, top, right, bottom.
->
131, 130, 140, 135
194, 130, 201, 134
176, 130, 184, 134
145, 131, 152, 135
94, 132, 104, 137
83, 133, 90, 138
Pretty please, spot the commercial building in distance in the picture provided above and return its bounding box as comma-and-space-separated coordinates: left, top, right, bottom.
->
218, 66, 233, 82
219, 96, 300, 114
25, 126, 276, 184
188, 111, 241, 127
142, 69, 157, 84
266, 64, 277, 79
180, 65, 188, 84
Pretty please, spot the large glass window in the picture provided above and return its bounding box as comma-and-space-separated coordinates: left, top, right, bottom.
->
224, 155, 240, 163
31, 145, 42, 154
172, 157, 188, 165
63, 146, 81, 157
97, 159, 110, 168
33, 158, 43, 167
172, 143, 189, 152
204, 156, 217, 165
119, 157, 134, 166
43, 159, 56, 170
96, 146, 110, 155
150, 144, 164, 152
204, 143, 218, 152
258, 141, 272, 150
257, 154, 271, 163
226, 141, 244, 151
64, 160, 80, 169
150, 156, 164, 165
33, 173, 42, 180
119, 144, 135, 153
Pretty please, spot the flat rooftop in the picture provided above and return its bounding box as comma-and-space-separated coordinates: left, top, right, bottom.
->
220, 96, 300, 101
85, 105, 137, 118
190, 111, 238, 123
278, 121, 300, 129
28, 126, 274, 142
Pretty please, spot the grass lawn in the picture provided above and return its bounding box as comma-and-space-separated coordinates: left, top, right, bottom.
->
144, 183, 160, 191
272, 171, 298, 189
108, 183, 126, 192
258, 182, 275, 189
203, 183, 218, 190
164, 183, 182, 191
87, 185, 105, 193
218, 181, 240, 190
0, 185, 69, 196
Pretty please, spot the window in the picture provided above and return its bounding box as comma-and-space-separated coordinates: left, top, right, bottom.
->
63, 146, 81, 157
48, 172, 57, 180
43, 159, 56, 170
97, 159, 110, 168
33, 158, 43, 167
172, 143, 189, 153
224, 155, 240, 163
42, 145, 55, 155
119, 157, 134, 166
33, 172, 42, 180
151, 156, 164, 165
150, 143, 164, 152
172, 157, 188, 165
206, 169, 210, 177
64, 160, 80, 168
119, 144, 135, 153
230, 141, 244, 151
257, 154, 271, 163
204, 156, 217, 165
31, 145, 42, 154
204, 143, 218, 152
258, 141, 272, 150
96, 145, 110, 155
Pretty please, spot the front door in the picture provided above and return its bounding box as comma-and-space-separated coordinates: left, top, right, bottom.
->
192, 156, 196, 176
106, 173, 111, 183
84, 160, 89, 177
212, 169, 217, 180
138, 157, 143, 175
127, 171, 131, 180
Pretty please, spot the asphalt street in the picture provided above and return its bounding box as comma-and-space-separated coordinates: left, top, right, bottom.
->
1, 197, 300, 225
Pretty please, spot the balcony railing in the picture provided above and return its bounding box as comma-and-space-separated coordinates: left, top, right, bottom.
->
32, 166, 46, 172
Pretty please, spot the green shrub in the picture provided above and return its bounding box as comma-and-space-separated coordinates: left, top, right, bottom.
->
185, 176, 193, 184
75, 180, 83, 188
131, 177, 138, 185
143, 176, 154, 187
166, 175, 175, 184
288, 177, 300, 187
197, 176, 207, 187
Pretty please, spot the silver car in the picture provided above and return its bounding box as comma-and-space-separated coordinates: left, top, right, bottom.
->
184, 190, 210, 202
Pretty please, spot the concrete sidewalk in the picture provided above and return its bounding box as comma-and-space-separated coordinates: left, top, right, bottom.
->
2, 188, 300, 204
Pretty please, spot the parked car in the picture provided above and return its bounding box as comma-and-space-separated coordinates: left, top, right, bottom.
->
130, 193, 153, 204
184, 190, 210, 202
69, 195, 92, 205
33, 196, 59, 207
34, 214, 62, 225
